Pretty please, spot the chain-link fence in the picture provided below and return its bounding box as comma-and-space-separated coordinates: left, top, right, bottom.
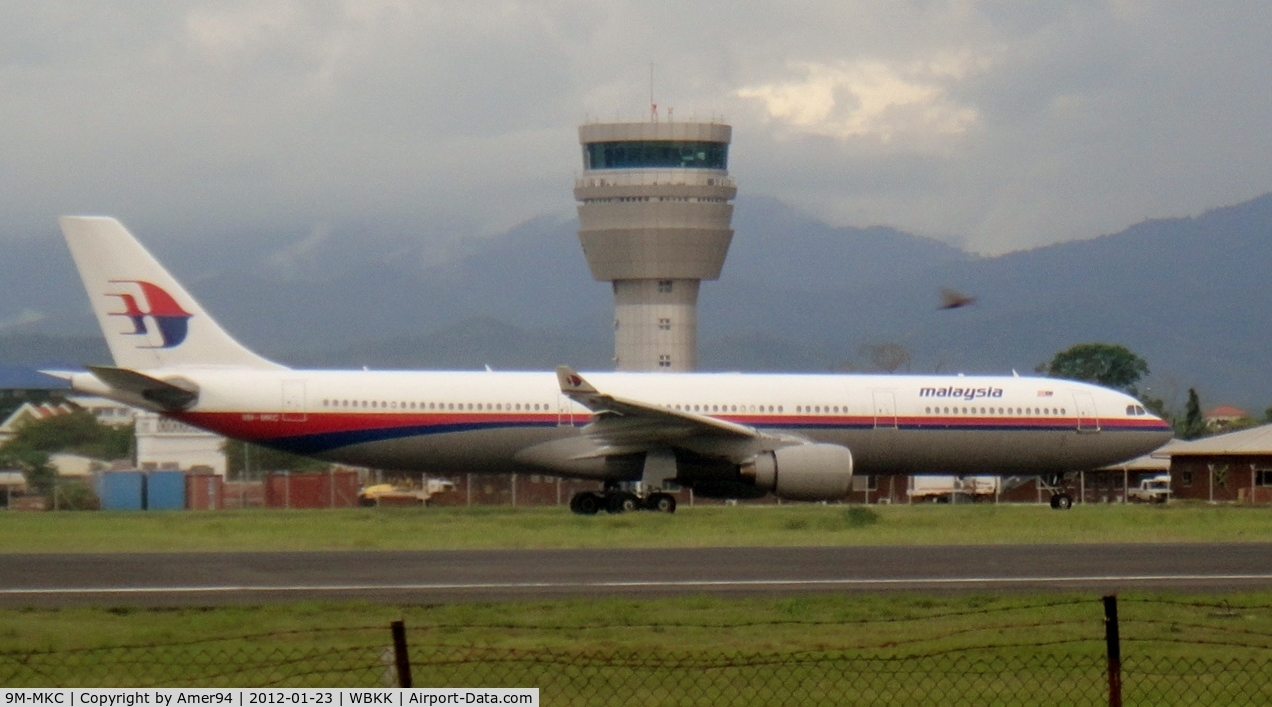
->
4, 596, 1272, 705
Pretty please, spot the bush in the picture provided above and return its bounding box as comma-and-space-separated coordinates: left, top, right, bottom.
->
49, 480, 100, 511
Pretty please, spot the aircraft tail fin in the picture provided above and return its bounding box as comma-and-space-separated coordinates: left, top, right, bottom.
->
59, 216, 285, 371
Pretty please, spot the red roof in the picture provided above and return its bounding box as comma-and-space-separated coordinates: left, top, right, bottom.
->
1205, 405, 1248, 419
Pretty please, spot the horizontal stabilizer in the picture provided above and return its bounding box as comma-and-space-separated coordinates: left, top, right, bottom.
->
89, 365, 199, 410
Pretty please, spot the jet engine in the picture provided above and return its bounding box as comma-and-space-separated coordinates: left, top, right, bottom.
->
740, 443, 854, 501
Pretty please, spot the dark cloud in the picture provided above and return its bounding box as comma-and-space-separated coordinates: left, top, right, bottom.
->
1, 1, 1269, 256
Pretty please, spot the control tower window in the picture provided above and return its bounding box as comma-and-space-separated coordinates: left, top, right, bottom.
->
659, 318, 671, 331
584, 141, 728, 170
658, 354, 672, 368
658, 280, 673, 293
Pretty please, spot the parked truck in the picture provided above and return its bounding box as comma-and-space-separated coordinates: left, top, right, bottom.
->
1126, 474, 1172, 503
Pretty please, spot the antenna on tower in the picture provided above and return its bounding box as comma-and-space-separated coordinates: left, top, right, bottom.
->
649, 63, 657, 122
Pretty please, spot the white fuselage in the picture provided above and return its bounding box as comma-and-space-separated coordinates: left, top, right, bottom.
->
75, 368, 1173, 482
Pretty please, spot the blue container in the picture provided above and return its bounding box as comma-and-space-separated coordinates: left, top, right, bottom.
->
98, 471, 145, 511
145, 471, 186, 511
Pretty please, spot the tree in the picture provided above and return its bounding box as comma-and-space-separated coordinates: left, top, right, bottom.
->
1041, 343, 1149, 392
223, 439, 330, 478
0, 408, 132, 495
1178, 388, 1207, 440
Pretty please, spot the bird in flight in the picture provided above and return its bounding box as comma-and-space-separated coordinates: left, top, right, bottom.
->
938, 287, 977, 310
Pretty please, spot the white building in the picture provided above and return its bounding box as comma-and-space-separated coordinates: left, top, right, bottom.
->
134, 412, 227, 475
66, 395, 138, 428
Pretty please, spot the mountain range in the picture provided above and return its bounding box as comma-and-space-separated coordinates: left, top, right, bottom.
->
2, 192, 1270, 414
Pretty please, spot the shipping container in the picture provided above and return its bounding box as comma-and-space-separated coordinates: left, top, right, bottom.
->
145, 470, 186, 510
265, 471, 359, 508
98, 471, 145, 511
185, 473, 224, 510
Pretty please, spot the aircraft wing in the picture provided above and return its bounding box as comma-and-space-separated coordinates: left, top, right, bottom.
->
556, 366, 759, 450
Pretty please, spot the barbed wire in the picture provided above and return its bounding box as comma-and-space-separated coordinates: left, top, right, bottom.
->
1121, 617, 1272, 642
408, 597, 1098, 633
4, 624, 392, 654
1122, 597, 1272, 611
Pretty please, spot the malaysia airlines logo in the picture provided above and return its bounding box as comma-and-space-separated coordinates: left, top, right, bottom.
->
105, 280, 193, 349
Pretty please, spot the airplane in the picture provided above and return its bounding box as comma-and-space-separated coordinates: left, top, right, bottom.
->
52, 217, 1174, 514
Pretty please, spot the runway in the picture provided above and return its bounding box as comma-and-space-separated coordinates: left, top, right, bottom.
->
4, 543, 1272, 607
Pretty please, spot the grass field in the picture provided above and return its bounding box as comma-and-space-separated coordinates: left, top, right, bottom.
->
4, 591, 1272, 700
5, 505, 1272, 697
6, 590, 1267, 655
2, 502, 1272, 553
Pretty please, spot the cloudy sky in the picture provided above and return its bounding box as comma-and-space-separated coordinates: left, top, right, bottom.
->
3, 1, 1270, 255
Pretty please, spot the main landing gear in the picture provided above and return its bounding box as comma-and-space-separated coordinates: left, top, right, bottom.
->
569, 489, 677, 515
571, 448, 680, 515
1040, 473, 1074, 510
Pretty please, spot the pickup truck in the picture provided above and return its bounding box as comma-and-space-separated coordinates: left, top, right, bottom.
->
1127, 475, 1172, 503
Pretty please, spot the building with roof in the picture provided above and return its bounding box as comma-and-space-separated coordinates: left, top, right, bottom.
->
0, 401, 76, 445
1160, 424, 1272, 503
1205, 405, 1251, 430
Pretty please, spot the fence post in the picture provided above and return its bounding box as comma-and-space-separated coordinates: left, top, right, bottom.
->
1103, 595, 1122, 707
391, 620, 413, 688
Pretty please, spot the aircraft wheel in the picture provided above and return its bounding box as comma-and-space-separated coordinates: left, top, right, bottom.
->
1051, 493, 1073, 510
606, 492, 639, 514
647, 493, 676, 514
571, 492, 601, 515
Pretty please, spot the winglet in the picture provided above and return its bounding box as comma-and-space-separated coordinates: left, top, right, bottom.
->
556, 366, 598, 395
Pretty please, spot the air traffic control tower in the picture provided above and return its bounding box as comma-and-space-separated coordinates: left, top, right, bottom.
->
575, 121, 736, 371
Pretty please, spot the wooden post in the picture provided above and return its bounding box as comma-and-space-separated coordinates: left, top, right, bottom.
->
1103, 595, 1122, 707
390, 620, 412, 688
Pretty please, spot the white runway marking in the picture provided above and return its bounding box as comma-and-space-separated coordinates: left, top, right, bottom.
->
6, 574, 1272, 595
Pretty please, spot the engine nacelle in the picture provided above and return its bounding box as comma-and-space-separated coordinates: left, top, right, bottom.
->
740, 443, 854, 501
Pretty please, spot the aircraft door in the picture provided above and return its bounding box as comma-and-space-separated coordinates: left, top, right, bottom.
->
282, 381, 307, 422
873, 390, 898, 429
1073, 392, 1099, 433
557, 394, 575, 427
